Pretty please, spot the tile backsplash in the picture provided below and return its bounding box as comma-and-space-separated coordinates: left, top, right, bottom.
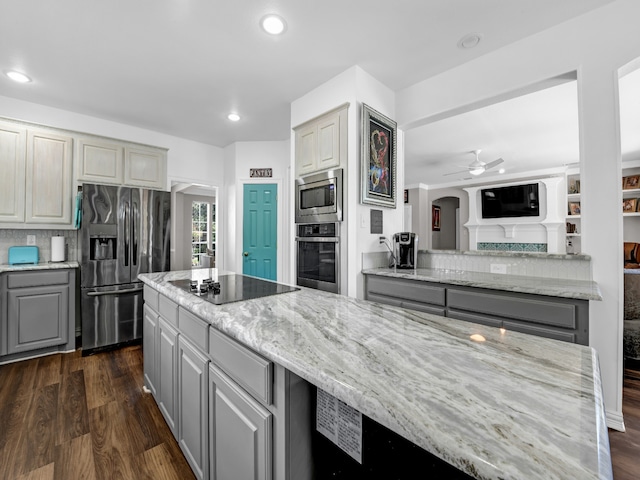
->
0, 229, 79, 264
363, 249, 592, 282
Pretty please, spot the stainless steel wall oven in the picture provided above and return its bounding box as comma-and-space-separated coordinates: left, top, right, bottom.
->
295, 223, 339, 294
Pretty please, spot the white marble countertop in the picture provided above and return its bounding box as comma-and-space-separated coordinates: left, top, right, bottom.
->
139, 268, 612, 480
362, 267, 603, 301
0, 261, 79, 273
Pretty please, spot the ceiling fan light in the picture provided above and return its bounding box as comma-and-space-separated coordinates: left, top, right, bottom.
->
469, 166, 484, 176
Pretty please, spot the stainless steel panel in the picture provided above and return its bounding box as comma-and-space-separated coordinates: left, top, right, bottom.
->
81, 282, 143, 353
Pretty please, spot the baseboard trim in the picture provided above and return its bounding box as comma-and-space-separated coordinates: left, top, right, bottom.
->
606, 411, 625, 432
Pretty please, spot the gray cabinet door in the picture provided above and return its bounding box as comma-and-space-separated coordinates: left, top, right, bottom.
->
209, 363, 272, 480
158, 316, 179, 436
143, 304, 158, 397
178, 335, 209, 480
7, 284, 68, 354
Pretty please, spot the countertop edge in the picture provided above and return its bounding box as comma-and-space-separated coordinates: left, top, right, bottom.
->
0, 261, 80, 273
362, 267, 603, 301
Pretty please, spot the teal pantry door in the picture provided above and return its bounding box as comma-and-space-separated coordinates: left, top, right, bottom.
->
242, 184, 277, 280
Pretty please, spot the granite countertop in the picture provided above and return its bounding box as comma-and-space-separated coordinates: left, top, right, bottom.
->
362, 267, 602, 301
139, 269, 611, 480
0, 261, 80, 273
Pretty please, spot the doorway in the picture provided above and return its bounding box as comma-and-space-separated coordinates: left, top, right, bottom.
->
171, 183, 218, 271
242, 183, 277, 280
431, 196, 460, 250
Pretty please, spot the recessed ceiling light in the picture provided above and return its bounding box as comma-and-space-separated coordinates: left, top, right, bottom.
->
6, 70, 32, 83
227, 113, 240, 122
498, 168, 506, 174
457, 33, 482, 49
261, 14, 286, 35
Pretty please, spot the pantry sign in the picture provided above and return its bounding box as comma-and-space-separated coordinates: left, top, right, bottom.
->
250, 168, 273, 178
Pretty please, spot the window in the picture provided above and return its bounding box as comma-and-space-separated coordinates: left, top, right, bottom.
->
192, 201, 216, 267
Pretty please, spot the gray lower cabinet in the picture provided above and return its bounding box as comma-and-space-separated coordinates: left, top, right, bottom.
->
1, 269, 75, 358
142, 286, 313, 480
364, 274, 589, 345
209, 362, 272, 480
178, 335, 210, 480
142, 305, 158, 397
158, 316, 179, 435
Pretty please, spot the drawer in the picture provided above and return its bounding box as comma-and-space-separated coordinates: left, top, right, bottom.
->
143, 285, 159, 312
401, 299, 446, 317
366, 276, 445, 306
209, 328, 273, 405
503, 320, 577, 344
159, 295, 178, 327
447, 309, 503, 328
447, 288, 576, 329
7, 269, 70, 288
178, 307, 209, 352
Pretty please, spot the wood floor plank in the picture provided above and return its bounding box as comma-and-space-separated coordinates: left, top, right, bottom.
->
83, 354, 114, 410
0, 395, 33, 479
60, 348, 83, 374
89, 400, 137, 480
15, 463, 54, 480
609, 367, 640, 480
34, 355, 61, 389
110, 372, 163, 455
21, 383, 59, 474
53, 433, 96, 480
0, 357, 38, 406
55, 369, 90, 445
132, 442, 193, 480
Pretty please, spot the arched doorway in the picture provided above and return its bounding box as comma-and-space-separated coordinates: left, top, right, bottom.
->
431, 196, 460, 250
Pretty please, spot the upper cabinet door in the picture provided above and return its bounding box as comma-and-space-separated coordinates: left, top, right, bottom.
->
77, 137, 124, 185
316, 113, 340, 172
295, 124, 317, 176
124, 146, 167, 190
0, 122, 27, 223
25, 129, 73, 224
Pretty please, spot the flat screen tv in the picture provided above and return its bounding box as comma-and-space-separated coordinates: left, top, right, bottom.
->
481, 183, 540, 219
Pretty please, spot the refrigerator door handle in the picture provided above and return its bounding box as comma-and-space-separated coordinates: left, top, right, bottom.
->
133, 202, 138, 265
86, 286, 143, 297
124, 200, 130, 266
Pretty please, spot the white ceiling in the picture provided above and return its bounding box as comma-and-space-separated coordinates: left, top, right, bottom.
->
404, 66, 640, 188
0, 0, 613, 152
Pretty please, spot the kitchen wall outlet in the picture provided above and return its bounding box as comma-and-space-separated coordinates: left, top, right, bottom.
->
26, 235, 36, 246
490, 263, 507, 274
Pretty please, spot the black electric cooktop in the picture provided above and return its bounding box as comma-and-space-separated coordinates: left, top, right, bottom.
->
169, 274, 299, 305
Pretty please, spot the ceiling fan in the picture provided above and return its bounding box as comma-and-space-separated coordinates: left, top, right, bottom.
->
443, 149, 504, 177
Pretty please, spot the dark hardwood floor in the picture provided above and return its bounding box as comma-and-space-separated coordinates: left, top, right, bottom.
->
1, 345, 639, 479
609, 366, 640, 480
0, 345, 195, 480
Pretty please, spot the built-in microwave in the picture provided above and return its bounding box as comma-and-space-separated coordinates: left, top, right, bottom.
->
295, 168, 343, 223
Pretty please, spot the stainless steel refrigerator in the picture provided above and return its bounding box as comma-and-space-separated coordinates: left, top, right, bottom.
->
80, 183, 170, 355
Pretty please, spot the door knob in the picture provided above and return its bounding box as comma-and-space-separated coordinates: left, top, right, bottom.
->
243, 252, 249, 257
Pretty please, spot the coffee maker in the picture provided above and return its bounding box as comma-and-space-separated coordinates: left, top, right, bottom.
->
393, 232, 418, 269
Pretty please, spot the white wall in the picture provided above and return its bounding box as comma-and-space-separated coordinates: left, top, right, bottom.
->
396, 0, 640, 430
225, 140, 291, 281
291, 66, 402, 298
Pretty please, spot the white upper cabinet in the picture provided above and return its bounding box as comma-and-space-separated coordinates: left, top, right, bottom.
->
0, 122, 73, 227
25, 129, 73, 224
294, 103, 348, 177
0, 122, 27, 223
77, 136, 167, 190
124, 145, 167, 189
76, 138, 124, 185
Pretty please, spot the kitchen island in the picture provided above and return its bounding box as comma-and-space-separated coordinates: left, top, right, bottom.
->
139, 268, 612, 480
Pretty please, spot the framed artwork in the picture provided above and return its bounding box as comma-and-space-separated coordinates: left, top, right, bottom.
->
568, 202, 581, 215
624, 175, 640, 190
432, 205, 441, 231
361, 103, 397, 208
623, 198, 637, 212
